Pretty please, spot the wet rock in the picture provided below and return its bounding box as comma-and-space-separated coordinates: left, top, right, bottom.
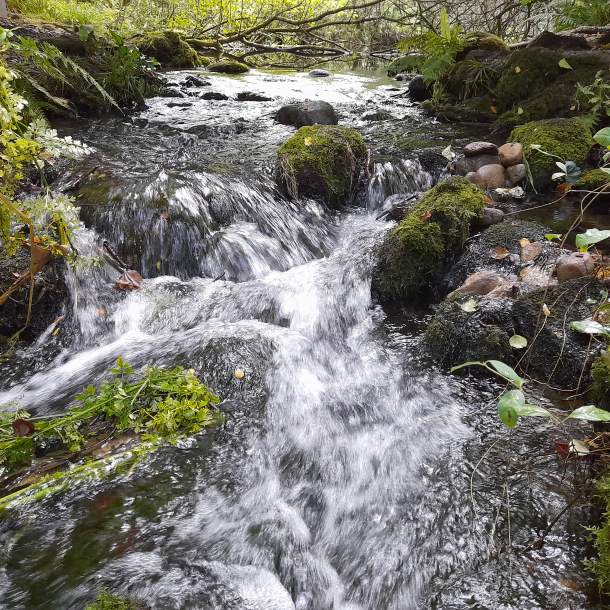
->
275, 125, 367, 209
207, 60, 249, 74
135, 31, 202, 68
159, 86, 185, 98
237, 92, 273, 102
521, 241, 544, 263
408, 75, 431, 102
275, 100, 338, 129
464, 141, 498, 157
527, 30, 590, 50
373, 177, 487, 301
555, 252, 595, 282
492, 186, 526, 201
183, 75, 210, 87
309, 69, 331, 77
465, 171, 484, 187
456, 153, 501, 175
166, 101, 193, 108
378, 194, 418, 221
416, 149, 449, 178
498, 142, 523, 167
448, 270, 507, 298
477, 164, 509, 188
506, 163, 526, 186
361, 109, 393, 122
478, 207, 505, 226
201, 91, 229, 100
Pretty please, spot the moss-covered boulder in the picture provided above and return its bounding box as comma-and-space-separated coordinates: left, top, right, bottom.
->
510, 118, 593, 190
134, 31, 201, 68
373, 177, 486, 301
275, 125, 368, 208
456, 31, 509, 61
207, 60, 249, 74
577, 168, 610, 191
494, 48, 610, 124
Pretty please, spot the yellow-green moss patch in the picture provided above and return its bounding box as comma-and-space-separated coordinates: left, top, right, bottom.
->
510, 118, 593, 190
577, 169, 610, 191
207, 60, 249, 74
373, 177, 486, 301
275, 125, 368, 209
134, 31, 201, 68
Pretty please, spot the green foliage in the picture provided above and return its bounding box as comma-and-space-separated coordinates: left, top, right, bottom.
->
577, 169, 610, 191
276, 125, 367, 209
397, 9, 464, 83
576, 71, 610, 129
0, 359, 221, 475
8, 0, 117, 29
555, 0, 610, 30
590, 473, 610, 595
575, 228, 610, 252
85, 590, 138, 610
134, 30, 202, 69
510, 118, 593, 190
374, 177, 486, 301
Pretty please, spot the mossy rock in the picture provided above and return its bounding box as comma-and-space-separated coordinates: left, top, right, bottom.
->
456, 31, 509, 61
386, 54, 423, 77
510, 118, 593, 190
423, 96, 496, 123
513, 277, 604, 389
275, 125, 368, 208
425, 294, 515, 367
590, 351, 610, 410
494, 48, 610, 124
373, 177, 487, 301
85, 590, 139, 610
207, 60, 249, 74
591, 473, 610, 597
577, 168, 610, 191
134, 31, 201, 68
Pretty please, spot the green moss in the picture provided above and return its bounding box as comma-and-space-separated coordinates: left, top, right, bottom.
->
577, 169, 610, 191
456, 31, 508, 61
590, 351, 610, 409
374, 177, 486, 301
135, 31, 201, 68
207, 60, 249, 74
590, 473, 610, 597
85, 590, 137, 610
386, 54, 423, 77
276, 125, 368, 209
424, 96, 496, 123
510, 118, 593, 190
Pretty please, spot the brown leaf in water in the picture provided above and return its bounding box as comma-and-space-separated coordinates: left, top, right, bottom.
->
115, 270, 143, 291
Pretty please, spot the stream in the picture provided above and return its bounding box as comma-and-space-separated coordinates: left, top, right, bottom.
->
0, 70, 601, 609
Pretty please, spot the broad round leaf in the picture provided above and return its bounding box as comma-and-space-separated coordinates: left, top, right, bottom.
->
575, 228, 610, 252
570, 319, 609, 335
594, 127, 610, 149
568, 405, 610, 422
498, 390, 523, 428
487, 360, 525, 388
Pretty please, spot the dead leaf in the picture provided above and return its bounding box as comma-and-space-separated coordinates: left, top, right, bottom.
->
490, 106, 497, 114
234, 368, 245, 380
542, 303, 551, 317
556, 182, 572, 195
519, 238, 530, 247
514, 66, 521, 73
304, 137, 313, 146
420, 210, 432, 223
490, 246, 510, 260
12, 419, 35, 437
115, 270, 143, 291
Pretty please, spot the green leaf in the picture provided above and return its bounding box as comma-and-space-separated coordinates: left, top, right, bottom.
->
575, 228, 610, 252
514, 403, 553, 418
487, 360, 525, 388
568, 405, 610, 422
460, 297, 478, 313
594, 127, 610, 148
570, 319, 610, 335
545, 233, 562, 242
498, 390, 523, 428
558, 58, 573, 70
509, 335, 528, 349
450, 361, 486, 374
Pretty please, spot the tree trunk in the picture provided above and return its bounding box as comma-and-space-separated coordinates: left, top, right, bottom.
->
0, 0, 7, 19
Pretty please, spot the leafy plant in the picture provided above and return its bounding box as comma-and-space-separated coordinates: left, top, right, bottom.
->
397, 9, 464, 83
0, 358, 221, 474
576, 71, 610, 129
575, 228, 610, 252
556, 0, 610, 31
451, 360, 610, 429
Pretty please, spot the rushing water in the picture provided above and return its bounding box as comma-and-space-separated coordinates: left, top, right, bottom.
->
0, 70, 601, 609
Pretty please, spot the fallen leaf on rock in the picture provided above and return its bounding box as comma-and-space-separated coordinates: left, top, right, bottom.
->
509, 335, 528, 349
234, 368, 245, 380
515, 66, 521, 73
460, 297, 478, 313
115, 270, 143, 291
491, 247, 510, 260
420, 210, 432, 223
490, 106, 497, 114
12, 419, 35, 437
519, 238, 530, 247
542, 303, 551, 317
556, 182, 572, 195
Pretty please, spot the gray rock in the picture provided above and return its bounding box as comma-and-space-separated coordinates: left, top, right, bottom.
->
309, 69, 331, 77
527, 30, 590, 50
478, 207, 505, 226
464, 141, 498, 157
506, 163, 526, 186
275, 100, 338, 128
477, 163, 509, 189
407, 75, 431, 102
237, 91, 273, 102
183, 75, 210, 87
361, 109, 393, 122
456, 153, 502, 175
201, 91, 229, 100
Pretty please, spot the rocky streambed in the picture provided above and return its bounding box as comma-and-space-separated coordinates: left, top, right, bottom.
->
0, 68, 607, 609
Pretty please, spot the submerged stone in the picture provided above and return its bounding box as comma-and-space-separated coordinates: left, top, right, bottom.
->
275, 100, 338, 128
207, 60, 249, 74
